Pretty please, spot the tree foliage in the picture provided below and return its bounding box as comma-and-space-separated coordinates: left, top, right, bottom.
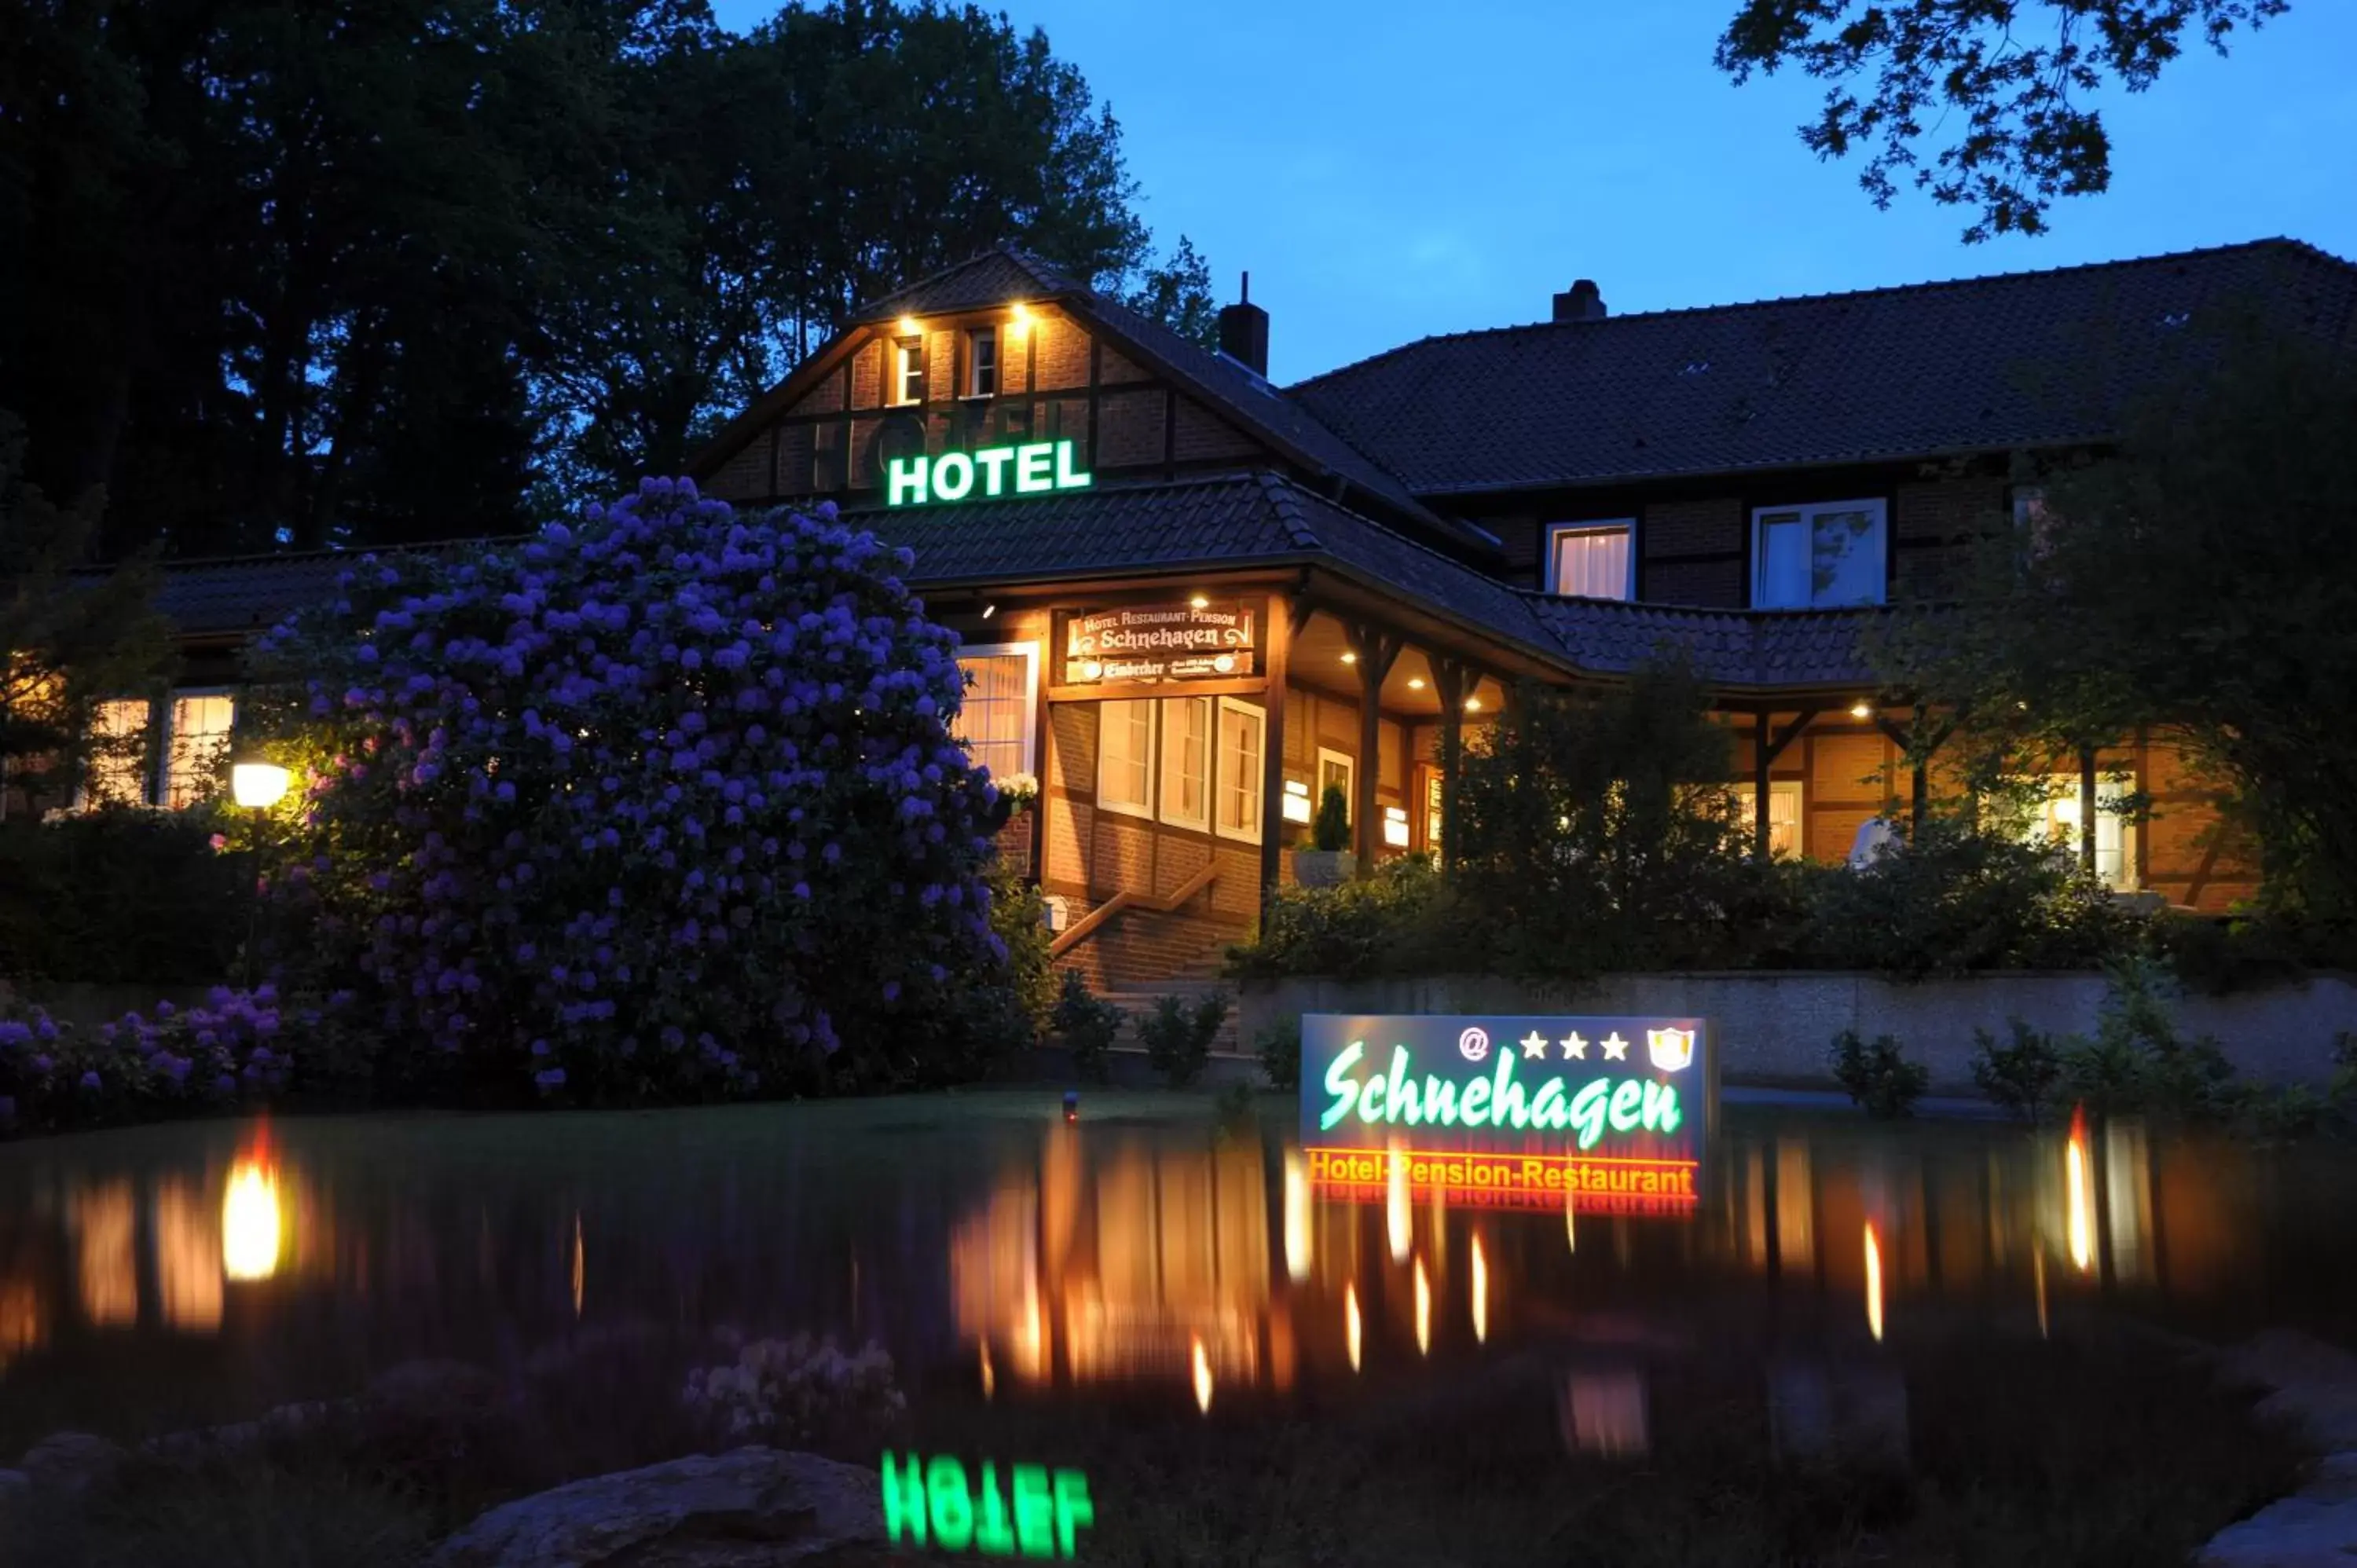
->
1714, 1, 2290, 240
240, 478, 1021, 1101
1, 0, 1205, 557
1875, 321, 2357, 925
0, 413, 176, 808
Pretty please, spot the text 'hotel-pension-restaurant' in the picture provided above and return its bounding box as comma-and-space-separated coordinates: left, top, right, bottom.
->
84, 239, 2357, 987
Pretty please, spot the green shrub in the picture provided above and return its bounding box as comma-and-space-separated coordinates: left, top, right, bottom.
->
2058, 958, 2239, 1121
1212, 1079, 1256, 1138
1255, 1015, 1303, 1090
1050, 970, 1124, 1083
1829, 1030, 1930, 1117
0, 808, 251, 984
1789, 814, 2145, 979
1970, 1018, 2066, 1123
1139, 991, 1228, 1087
1312, 783, 1351, 853
1229, 856, 1449, 980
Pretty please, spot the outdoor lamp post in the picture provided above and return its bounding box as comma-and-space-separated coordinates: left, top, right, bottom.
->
229, 742, 288, 985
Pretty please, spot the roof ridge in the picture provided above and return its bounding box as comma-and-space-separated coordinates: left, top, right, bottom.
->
1290, 236, 2352, 391
855, 243, 1087, 320
1254, 471, 1325, 551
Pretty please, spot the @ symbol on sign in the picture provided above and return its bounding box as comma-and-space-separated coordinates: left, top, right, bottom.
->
1457, 1027, 1491, 1063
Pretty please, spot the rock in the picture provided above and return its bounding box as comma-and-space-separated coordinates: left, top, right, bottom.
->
2218, 1330, 2357, 1449
18, 1431, 126, 1497
427, 1447, 889, 1568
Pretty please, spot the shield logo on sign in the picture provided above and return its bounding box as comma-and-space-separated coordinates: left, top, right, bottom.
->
1646, 1028, 1696, 1073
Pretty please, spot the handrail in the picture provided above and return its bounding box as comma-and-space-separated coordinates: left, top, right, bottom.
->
1048, 863, 1219, 958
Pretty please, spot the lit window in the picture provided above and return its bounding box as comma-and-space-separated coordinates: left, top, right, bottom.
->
164, 692, 236, 809
86, 698, 154, 807
966, 328, 998, 398
1216, 698, 1265, 843
1737, 779, 1804, 858
953, 643, 1036, 783
1160, 696, 1211, 830
1316, 747, 1354, 824
1547, 522, 1634, 599
2014, 775, 2137, 890
892, 336, 926, 406
1097, 699, 1155, 818
1751, 500, 1887, 608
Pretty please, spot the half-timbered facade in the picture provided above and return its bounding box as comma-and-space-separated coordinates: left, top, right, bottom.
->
56, 237, 2357, 986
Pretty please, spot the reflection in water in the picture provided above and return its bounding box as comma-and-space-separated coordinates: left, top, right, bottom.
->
1864, 1222, 1885, 1342
1191, 1333, 1213, 1414
571, 1213, 585, 1319
222, 1159, 284, 1282
1563, 1180, 1578, 1255
75, 1181, 137, 1327
0, 1275, 40, 1371
1385, 1140, 1410, 1262
1283, 1151, 1310, 1284
1471, 1233, 1489, 1344
2066, 1112, 2095, 1273
980, 1341, 995, 1399
1563, 1368, 1650, 1458
156, 1178, 224, 1332
1345, 1282, 1362, 1372
1413, 1255, 1431, 1356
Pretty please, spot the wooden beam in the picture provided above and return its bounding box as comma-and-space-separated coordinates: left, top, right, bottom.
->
1048, 862, 1219, 959
1430, 656, 1471, 868
2078, 745, 2099, 876
1259, 588, 1296, 904
1344, 621, 1404, 877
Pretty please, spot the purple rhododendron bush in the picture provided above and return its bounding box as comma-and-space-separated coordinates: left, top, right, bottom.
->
235, 478, 1032, 1105
0, 988, 335, 1134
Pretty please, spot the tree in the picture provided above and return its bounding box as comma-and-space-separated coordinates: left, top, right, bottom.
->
1875, 320, 2357, 923
1124, 235, 1221, 350
240, 478, 1025, 1101
1714, 1, 2290, 241
0, 414, 176, 815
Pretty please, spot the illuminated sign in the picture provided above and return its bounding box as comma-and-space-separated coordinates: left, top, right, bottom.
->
887, 440, 1092, 507
1301, 1014, 1713, 1213
882, 1453, 1094, 1559
1065, 601, 1257, 684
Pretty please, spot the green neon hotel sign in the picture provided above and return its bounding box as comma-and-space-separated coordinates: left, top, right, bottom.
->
886, 439, 1092, 507
881, 1453, 1094, 1559
1318, 1039, 1683, 1150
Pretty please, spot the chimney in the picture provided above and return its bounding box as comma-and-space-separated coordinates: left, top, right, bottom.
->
1218, 272, 1270, 376
1552, 278, 1607, 323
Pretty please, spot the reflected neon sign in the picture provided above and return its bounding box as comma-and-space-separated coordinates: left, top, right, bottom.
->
881, 1453, 1094, 1559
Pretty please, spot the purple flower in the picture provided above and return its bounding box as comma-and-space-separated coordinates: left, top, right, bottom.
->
534, 1068, 566, 1090
79, 1070, 101, 1091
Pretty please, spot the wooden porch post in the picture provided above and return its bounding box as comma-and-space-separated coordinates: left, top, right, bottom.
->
2078, 744, 2099, 876
1431, 657, 1470, 868
1257, 592, 1299, 906
1345, 621, 1403, 878
1752, 712, 1773, 859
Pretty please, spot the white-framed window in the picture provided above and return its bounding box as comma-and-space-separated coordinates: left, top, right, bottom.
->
1739, 779, 1804, 858
164, 691, 236, 808
892, 337, 926, 406
953, 642, 1037, 784
966, 327, 998, 398
2014, 774, 2138, 890
1546, 521, 1635, 600
1215, 697, 1265, 844
1751, 499, 1887, 609
84, 698, 156, 807
1159, 696, 1211, 830
1316, 747, 1354, 824
1097, 698, 1155, 819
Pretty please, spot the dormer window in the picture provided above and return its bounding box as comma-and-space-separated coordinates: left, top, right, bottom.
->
892, 336, 926, 406
1546, 522, 1635, 600
966, 327, 998, 398
1751, 499, 1887, 608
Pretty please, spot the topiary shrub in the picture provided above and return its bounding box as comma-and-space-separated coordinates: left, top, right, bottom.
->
1311, 783, 1351, 853
1050, 969, 1124, 1083
242, 479, 1017, 1102
1227, 855, 1450, 980
1970, 1018, 2066, 1123
1255, 1015, 1302, 1091
1139, 991, 1228, 1088
1829, 1029, 1930, 1118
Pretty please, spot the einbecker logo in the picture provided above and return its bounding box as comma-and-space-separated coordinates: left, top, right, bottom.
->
1457, 1027, 1491, 1064
1647, 1028, 1696, 1073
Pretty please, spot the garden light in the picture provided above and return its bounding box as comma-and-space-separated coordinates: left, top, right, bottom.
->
230, 746, 290, 809
1063, 1089, 1079, 1123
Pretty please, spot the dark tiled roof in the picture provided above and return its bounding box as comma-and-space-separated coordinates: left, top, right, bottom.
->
120, 540, 483, 638
1530, 598, 1875, 690
853, 247, 1082, 322
1292, 239, 2357, 493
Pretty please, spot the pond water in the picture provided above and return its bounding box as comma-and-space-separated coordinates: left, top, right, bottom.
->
2, 1092, 2353, 1559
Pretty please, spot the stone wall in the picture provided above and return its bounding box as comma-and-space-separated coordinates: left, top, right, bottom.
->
1239, 970, 2357, 1094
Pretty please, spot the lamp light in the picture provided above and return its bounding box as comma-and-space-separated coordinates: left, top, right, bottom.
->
1408, 677, 1426, 690
896, 315, 921, 337
1848, 700, 1874, 720
1340, 651, 1357, 665
981, 603, 997, 618
1464, 697, 1483, 713
1189, 594, 1209, 610
229, 745, 291, 810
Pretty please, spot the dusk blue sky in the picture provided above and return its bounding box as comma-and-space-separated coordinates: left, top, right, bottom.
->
713, 2, 2357, 384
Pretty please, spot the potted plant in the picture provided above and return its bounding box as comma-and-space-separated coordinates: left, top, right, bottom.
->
1293, 782, 1356, 887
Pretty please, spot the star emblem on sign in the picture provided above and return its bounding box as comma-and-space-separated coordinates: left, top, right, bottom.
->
1560, 1033, 1588, 1060
1519, 1031, 1549, 1060
1601, 1032, 1630, 1061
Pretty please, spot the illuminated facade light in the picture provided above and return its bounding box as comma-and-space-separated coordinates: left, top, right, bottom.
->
1407, 676, 1425, 690
1464, 697, 1483, 713
1281, 779, 1314, 824
1189, 594, 1209, 610
1340, 651, 1358, 665
896, 314, 921, 337
981, 603, 997, 619
1849, 700, 1873, 720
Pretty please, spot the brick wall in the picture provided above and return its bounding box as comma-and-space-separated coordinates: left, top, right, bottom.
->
1640, 497, 1745, 607
1033, 315, 1090, 390
706, 432, 772, 502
